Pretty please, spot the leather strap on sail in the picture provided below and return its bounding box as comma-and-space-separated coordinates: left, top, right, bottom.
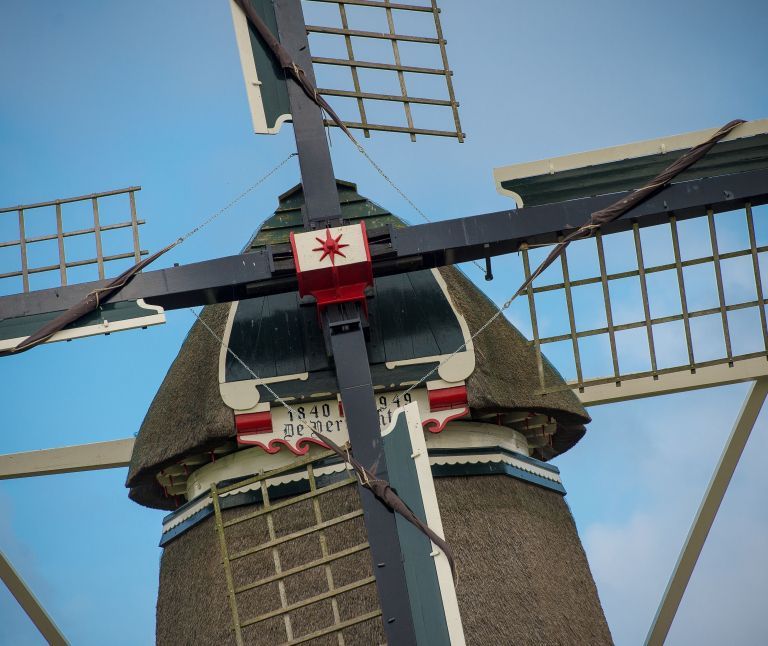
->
313, 428, 458, 583
233, 0, 356, 142
0, 240, 180, 357
515, 118, 746, 297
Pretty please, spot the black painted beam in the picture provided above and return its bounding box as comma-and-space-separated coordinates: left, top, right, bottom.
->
324, 303, 418, 645
274, 0, 342, 229
2, 168, 767, 321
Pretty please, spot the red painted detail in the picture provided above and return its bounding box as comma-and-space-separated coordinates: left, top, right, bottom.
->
423, 407, 470, 434
290, 222, 374, 319
235, 411, 273, 436
338, 400, 344, 416
312, 229, 349, 264
428, 385, 468, 412
235, 436, 330, 455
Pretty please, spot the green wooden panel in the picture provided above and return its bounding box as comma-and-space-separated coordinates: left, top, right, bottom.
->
247, 181, 405, 250
0, 300, 162, 342
501, 134, 768, 206
383, 409, 452, 646
242, 0, 291, 132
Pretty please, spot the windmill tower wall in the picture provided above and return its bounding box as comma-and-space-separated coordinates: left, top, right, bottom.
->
154, 474, 609, 645
128, 182, 611, 644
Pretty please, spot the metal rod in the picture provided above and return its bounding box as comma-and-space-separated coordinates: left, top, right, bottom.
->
55, 203, 67, 286
217, 449, 335, 494
529, 245, 768, 295
18, 209, 29, 292
235, 542, 370, 594
0, 186, 141, 214
287, 610, 383, 646
129, 190, 141, 263
229, 510, 364, 561
430, 0, 463, 142
318, 87, 453, 106
708, 209, 733, 365
240, 577, 376, 628
307, 0, 433, 12
222, 477, 355, 526
670, 216, 696, 371
745, 203, 768, 355
560, 246, 583, 388
260, 478, 294, 641
312, 56, 449, 75
0, 220, 146, 249
0, 251, 148, 281
595, 231, 621, 383
91, 198, 105, 280
337, 3, 370, 138
537, 297, 768, 345
633, 223, 658, 377
324, 119, 461, 138
645, 376, 768, 646
307, 463, 345, 645
537, 350, 768, 396
384, 0, 417, 142
522, 246, 546, 391
211, 484, 245, 646
306, 25, 442, 44
0, 548, 69, 646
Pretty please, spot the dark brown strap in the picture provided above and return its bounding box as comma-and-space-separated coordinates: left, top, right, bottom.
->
516, 119, 746, 297
0, 239, 180, 357
313, 428, 458, 582
233, 0, 357, 142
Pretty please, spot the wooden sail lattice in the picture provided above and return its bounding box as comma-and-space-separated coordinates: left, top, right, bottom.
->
303, 0, 463, 141
0, 187, 147, 294
211, 450, 382, 646
522, 203, 768, 402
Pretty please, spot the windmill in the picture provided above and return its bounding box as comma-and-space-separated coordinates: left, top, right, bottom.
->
1, 1, 767, 644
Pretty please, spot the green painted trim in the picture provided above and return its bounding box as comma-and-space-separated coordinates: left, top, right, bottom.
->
243, 0, 291, 131
500, 134, 768, 207
0, 300, 161, 341
383, 411, 451, 646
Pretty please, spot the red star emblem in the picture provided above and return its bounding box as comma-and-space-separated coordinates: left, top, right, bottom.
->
313, 229, 349, 265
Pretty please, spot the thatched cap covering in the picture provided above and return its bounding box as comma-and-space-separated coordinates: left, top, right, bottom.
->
127, 182, 589, 509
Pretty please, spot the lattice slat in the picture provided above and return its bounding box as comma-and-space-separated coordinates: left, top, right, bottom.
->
212, 451, 382, 645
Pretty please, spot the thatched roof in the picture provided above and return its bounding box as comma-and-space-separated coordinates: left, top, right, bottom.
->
127, 182, 590, 510
155, 475, 610, 644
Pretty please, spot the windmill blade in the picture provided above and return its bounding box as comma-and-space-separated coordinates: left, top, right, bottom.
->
229, 0, 464, 141
2, 164, 766, 337
492, 120, 768, 404
0, 187, 165, 350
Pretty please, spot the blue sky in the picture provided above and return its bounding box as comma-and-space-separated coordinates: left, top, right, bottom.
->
1, 0, 767, 644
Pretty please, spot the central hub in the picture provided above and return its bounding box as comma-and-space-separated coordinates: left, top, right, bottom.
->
290, 222, 374, 318
313, 229, 349, 264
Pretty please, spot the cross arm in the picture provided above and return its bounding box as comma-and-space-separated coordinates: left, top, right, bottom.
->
2, 168, 767, 322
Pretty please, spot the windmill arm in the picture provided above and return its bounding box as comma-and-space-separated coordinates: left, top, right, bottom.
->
1, 168, 767, 323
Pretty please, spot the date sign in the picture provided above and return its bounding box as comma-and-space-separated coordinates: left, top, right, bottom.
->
236, 384, 469, 454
